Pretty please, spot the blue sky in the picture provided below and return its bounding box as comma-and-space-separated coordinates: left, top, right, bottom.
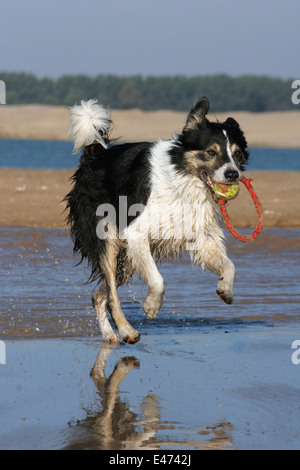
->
1, 0, 299, 78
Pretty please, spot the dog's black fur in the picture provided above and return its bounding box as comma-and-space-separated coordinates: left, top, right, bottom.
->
65, 97, 249, 344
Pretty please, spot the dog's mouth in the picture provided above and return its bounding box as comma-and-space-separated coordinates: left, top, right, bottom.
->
200, 171, 219, 202
200, 171, 215, 190
200, 170, 240, 202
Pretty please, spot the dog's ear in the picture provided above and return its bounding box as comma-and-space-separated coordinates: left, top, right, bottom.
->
184, 97, 209, 132
224, 117, 249, 153
224, 117, 240, 129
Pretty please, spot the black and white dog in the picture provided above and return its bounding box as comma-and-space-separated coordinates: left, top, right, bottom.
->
65, 98, 249, 344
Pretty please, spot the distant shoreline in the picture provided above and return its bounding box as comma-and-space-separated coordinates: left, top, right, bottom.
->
0, 105, 300, 149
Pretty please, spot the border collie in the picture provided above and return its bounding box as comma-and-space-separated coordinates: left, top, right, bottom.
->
65, 98, 249, 344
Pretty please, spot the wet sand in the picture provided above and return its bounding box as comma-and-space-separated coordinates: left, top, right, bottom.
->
0, 227, 300, 450
1, 329, 299, 450
1, 227, 299, 338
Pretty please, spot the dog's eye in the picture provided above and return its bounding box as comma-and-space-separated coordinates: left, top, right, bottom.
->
234, 150, 242, 158
207, 149, 216, 157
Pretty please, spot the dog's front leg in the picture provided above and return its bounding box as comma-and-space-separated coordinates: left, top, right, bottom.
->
127, 237, 164, 319
215, 257, 235, 304
201, 241, 235, 304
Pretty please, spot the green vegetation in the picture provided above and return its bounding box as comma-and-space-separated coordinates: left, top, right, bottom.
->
0, 72, 297, 112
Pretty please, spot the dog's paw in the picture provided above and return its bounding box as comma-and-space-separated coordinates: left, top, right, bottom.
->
143, 294, 162, 320
143, 304, 160, 320
119, 357, 140, 370
119, 326, 141, 345
216, 289, 233, 305
102, 331, 119, 344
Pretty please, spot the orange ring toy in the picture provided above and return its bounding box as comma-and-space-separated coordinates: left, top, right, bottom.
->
218, 176, 263, 243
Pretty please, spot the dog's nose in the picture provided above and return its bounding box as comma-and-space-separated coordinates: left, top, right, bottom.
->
224, 169, 239, 182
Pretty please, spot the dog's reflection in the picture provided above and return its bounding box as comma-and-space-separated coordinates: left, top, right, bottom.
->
90, 346, 160, 449
65, 345, 234, 450
65, 345, 160, 450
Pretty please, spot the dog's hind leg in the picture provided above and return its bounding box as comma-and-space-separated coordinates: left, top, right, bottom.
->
201, 240, 235, 305
127, 238, 164, 320
102, 239, 141, 344
92, 281, 118, 344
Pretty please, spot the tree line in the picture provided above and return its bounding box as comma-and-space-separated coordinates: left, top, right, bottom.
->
0, 72, 297, 112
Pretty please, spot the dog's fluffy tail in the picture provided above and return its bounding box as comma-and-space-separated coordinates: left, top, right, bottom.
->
69, 99, 112, 154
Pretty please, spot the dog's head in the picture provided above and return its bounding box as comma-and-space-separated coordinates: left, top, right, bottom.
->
176, 97, 249, 191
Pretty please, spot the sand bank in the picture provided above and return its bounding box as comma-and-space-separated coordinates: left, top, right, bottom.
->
0, 105, 299, 228
0, 105, 300, 148
0, 168, 299, 228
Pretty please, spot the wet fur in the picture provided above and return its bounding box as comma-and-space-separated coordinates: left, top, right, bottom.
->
65, 98, 249, 344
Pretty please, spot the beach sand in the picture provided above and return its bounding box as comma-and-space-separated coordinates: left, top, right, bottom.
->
0, 168, 299, 228
0, 105, 299, 229
0, 105, 300, 148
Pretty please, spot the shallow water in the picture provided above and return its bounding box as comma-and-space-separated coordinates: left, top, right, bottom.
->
1, 227, 299, 338
1, 227, 300, 450
1, 330, 300, 450
0, 139, 299, 170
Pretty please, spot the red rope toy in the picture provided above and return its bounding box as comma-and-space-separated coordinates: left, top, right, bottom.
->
218, 176, 263, 243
